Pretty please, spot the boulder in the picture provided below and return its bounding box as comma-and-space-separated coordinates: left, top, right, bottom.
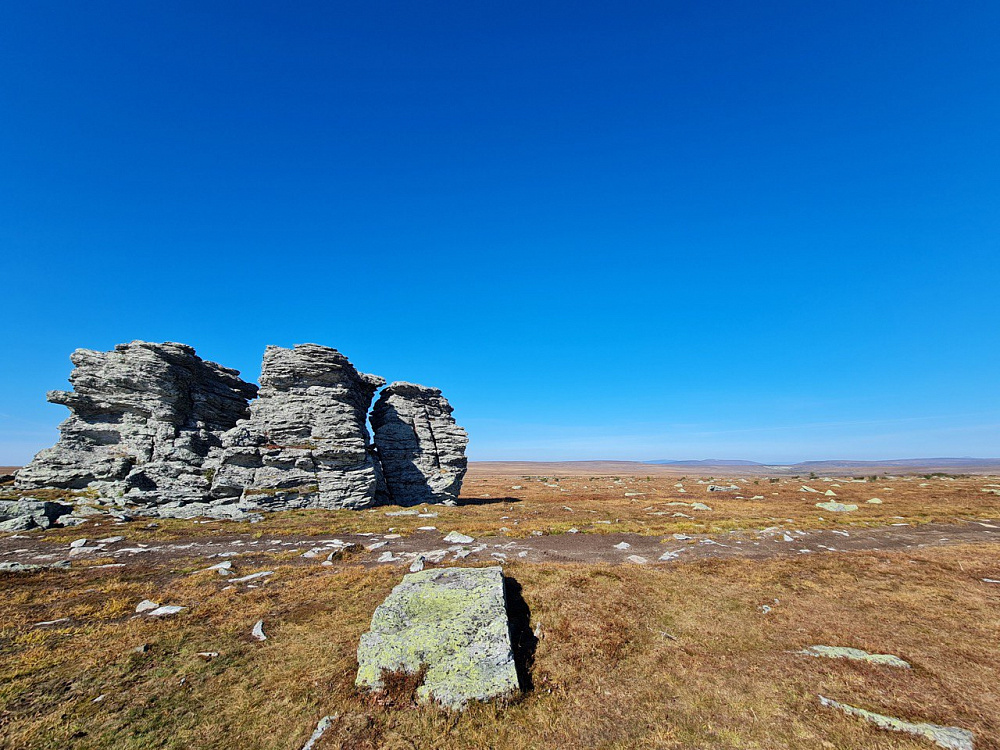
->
356, 566, 519, 709
370, 382, 468, 506
209, 344, 386, 509
15, 341, 257, 505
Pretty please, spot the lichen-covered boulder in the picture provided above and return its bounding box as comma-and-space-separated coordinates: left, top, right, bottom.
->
15, 342, 257, 504
356, 566, 519, 709
370, 382, 468, 506
209, 344, 387, 509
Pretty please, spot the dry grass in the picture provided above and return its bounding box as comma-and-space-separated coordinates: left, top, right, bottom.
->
1, 541, 998, 749
29, 472, 1000, 547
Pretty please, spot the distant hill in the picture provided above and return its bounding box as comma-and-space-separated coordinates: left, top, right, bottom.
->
647, 459, 765, 466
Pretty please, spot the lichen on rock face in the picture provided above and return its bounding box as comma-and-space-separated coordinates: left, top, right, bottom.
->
356, 566, 519, 710
370, 382, 468, 506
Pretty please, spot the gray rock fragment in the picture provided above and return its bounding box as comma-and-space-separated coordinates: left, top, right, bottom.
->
356, 566, 519, 709
818, 695, 973, 750
371, 382, 468, 506
300, 715, 338, 750
799, 645, 910, 668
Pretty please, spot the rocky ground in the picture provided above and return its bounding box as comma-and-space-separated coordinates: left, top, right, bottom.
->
2, 469, 999, 749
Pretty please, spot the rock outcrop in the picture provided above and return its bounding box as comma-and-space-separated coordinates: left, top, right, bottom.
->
370, 382, 468, 506
209, 344, 387, 509
15, 342, 257, 504
356, 566, 519, 709
16, 341, 468, 517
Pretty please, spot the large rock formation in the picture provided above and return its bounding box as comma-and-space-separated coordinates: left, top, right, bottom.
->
370, 382, 468, 506
15, 342, 257, 504
356, 566, 519, 709
16, 342, 469, 517
208, 344, 387, 509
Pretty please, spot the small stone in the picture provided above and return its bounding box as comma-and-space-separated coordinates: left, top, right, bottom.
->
824, 489, 837, 496
145, 605, 186, 617
816, 502, 858, 513
251, 620, 267, 641
300, 714, 338, 750
626, 555, 648, 564
409, 556, 425, 572
691, 502, 712, 511
69, 538, 88, 548
229, 571, 274, 583
443, 531, 474, 544
135, 599, 159, 613
613, 541, 631, 550
868, 498, 883, 504
196, 651, 219, 660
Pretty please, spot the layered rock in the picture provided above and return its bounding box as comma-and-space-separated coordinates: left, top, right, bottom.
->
371, 382, 468, 506
209, 344, 387, 509
356, 566, 519, 709
15, 342, 257, 504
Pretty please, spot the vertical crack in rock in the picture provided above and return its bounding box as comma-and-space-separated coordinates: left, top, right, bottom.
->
15, 341, 257, 504
370, 382, 468, 506
209, 344, 387, 510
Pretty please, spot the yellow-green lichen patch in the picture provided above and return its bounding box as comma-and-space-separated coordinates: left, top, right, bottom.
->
356, 566, 519, 710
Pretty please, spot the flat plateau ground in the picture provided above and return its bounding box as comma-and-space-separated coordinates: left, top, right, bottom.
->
1, 465, 999, 749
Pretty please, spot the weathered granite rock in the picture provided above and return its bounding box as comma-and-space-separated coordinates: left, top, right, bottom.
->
209, 344, 387, 509
370, 382, 468, 506
15, 342, 257, 505
356, 566, 519, 709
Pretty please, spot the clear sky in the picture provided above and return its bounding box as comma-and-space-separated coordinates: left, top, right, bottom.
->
2, 1, 999, 464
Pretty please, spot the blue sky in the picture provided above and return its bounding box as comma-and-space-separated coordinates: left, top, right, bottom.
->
2, 1, 999, 464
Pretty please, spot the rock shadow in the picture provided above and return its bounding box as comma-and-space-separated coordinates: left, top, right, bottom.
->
503, 576, 537, 693
457, 496, 522, 507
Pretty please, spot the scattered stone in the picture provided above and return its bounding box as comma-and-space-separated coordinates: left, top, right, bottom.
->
868, 498, 883, 504
707, 485, 738, 492
824, 489, 837, 496
626, 555, 648, 564
356, 566, 519, 710
230, 571, 274, 583
409, 556, 425, 572
196, 651, 219, 660
32, 617, 70, 627
800, 486, 819, 493
69, 538, 88, 548
443, 531, 474, 544
201, 561, 233, 575
135, 599, 159, 613
251, 620, 267, 641
300, 714, 338, 750
818, 695, 973, 750
658, 549, 683, 561
371, 382, 468, 506
613, 542, 631, 550
145, 605, 186, 617
691, 502, 712, 511
0, 561, 70, 573
816, 501, 858, 513
799, 645, 910, 668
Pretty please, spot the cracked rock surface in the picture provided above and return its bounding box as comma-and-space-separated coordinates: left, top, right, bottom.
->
209, 344, 387, 510
371, 382, 468, 506
15, 341, 256, 504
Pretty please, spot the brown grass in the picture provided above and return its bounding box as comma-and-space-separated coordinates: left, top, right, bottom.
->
22, 472, 1000, 548
1, 540, 998, 749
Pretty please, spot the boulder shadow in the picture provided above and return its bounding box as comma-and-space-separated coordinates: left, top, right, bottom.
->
503, 576, 537, 693
458, 496, 522, 507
